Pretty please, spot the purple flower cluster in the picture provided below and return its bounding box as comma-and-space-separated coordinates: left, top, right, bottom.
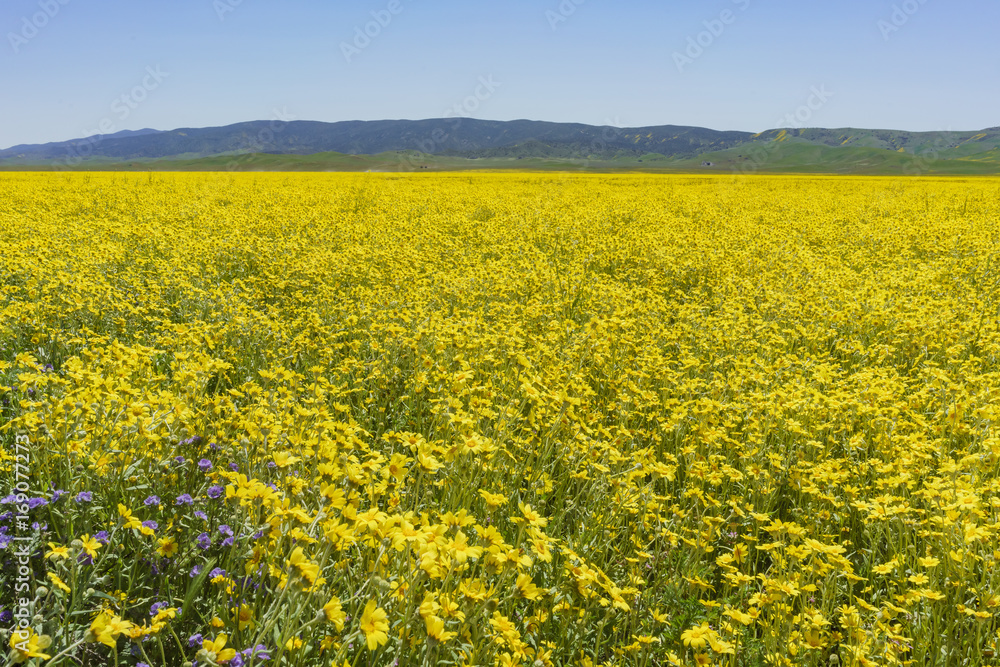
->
234, 644, 271, 666
0, 495, 48, 509
197, 532, 211, 550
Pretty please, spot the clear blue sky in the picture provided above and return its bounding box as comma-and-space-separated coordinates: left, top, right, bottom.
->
1, 0, 997, 148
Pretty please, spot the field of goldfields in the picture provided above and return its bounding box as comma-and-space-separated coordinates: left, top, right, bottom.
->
3, 172, 1000, 666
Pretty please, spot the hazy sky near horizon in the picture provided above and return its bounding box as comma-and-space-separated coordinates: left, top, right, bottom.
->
1, 0, 997, 148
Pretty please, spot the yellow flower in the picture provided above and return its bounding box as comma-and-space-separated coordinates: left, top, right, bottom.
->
417, 450, 443, 473
272, 450, 301, 468
79, 533, 102, 559
359, 600, 389, 651
479, 489, 508, 508
724, 608, 754, 625
201, 634, 237, 664
88, 611, 134, 647
425, 615, 458, 643
518, 502, 548, 527
47, 572, 71, 593
9, 629, 52, 663
681, 621, 714, 649
233, 604, 255, 630
287, 546, 320, 584
324, 595, 347, 630
447, 530, 483, 564
516, 573, 544, 600
45, 543, 70, 560
156, 536, 179, 557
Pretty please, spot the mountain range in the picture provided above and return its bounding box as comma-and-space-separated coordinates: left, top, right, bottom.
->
2, 119, 999, 174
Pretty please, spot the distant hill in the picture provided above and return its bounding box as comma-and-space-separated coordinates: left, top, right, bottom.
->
1, 119, 998, 174
0, 119, 750, 162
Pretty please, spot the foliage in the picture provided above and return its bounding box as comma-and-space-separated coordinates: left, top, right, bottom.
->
2, 172, 1000, 666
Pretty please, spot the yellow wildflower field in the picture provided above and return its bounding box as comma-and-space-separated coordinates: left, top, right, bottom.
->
2, 172, 1000, 666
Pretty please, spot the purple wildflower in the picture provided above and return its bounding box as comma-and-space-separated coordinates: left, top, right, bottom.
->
245, 644, 271, 661
94, 531, 110, 544
194, 510, 208, 521
207, 485, 224, 499
142, 520, 158, 532
144, 495, 160, 506
209, 567, 226, 579
75, 491, 92, 503
188, 633, 203, 647
198, 459, 213, 471
197, 532, 211, 550
190, 564, 203, 578
176, 494, 193, 505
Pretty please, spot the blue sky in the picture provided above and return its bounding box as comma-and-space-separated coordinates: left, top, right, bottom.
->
1, 0, 997, 148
